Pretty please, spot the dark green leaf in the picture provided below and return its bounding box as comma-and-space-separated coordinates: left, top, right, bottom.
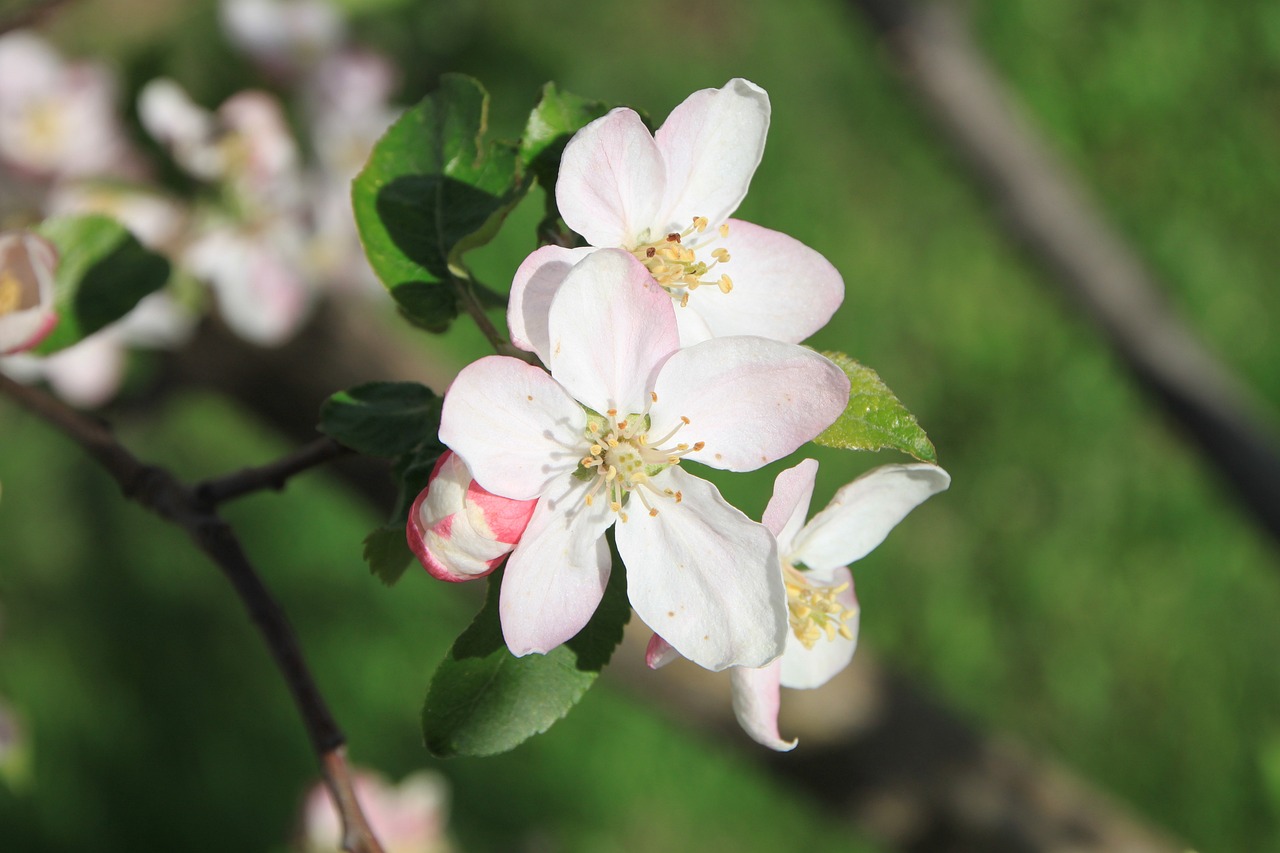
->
520, 83, 614, 247
319, 381, 441, 457
34, 215, 170, 354
352, 74, 527, 331
813, 351, 938, 463
363, 525, 414, 586
422, 555, 630, 757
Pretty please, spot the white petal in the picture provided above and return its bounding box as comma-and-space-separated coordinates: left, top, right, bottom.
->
507, 245, 595, 364
438, 356, 586, 500
500, 475, 614, 656
762, 458, 818, 556
649, 338, 849, 472
779, 566, 859, 689
555, 108, 665, 248
547, 249, 678, 416
616, 468, 786, 671
730, 661, 797, 751
672, 301, 714, 347
653, 79, 769, 233
687, 219, 844, 343
791, 464, 951, 572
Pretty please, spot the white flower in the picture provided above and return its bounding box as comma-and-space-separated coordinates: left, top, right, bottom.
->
440, 249, 850, 671
508, 78, 844, 356
0, 230, 58, 356
647, 458, 950, 749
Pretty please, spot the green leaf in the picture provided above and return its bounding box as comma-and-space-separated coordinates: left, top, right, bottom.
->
519, 83, 614, 247
422, 555, 630, 757
520, 82, 612, 179
813, 351, 938, 463
318, 381, 441, 457
34, 215, 170, 354
365, 437, 445, 585
352, 74, 527, 331
363, 525, 414, 586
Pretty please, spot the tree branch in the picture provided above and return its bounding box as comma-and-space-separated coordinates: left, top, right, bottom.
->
194, 435, 352, 506
0, 373, 384, 853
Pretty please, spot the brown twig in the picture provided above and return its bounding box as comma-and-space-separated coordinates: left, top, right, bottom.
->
194, 435, 352, 506
0, 373, 385, 853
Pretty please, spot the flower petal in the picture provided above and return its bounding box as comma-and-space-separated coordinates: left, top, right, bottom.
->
688, 219, 843, 343
547, 249, 678, 416
507, 245, 595, 364
616, 467, 786, 671
0, 231, 59, 355
644, 634, 679, 670
649, 338, 849, 472
779, 566, 859, 689
762, 458, 818, 556
653, 79, 769, 234
499, 475, 614, 656
439, 355, 586, 500
791, 464, 951, 572
556, 108, 665, 248
407, 451, 536, 583
729, 661, 797, 751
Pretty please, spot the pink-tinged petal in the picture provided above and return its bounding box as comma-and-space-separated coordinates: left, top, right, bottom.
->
688, 219, 844, 343
779, 567, 859, 689
39, 332, 125, 408
730, 661, 797, 751
649, 338, 849, 472
791, 464, 951, 572
672, 301, 714, 346
556, 108, 666, 248
0, 231, 59, 355
500, 474, 614, 656
439, 356, 586, 501
186, 229, 312, 346
508, 245, 595, 363
653, 79, 769, 233
547, 249, 678, 415
616, 467, 786, 671
407, 451, 536, 583
644, 634, 679, 670
762, 458, 818, 555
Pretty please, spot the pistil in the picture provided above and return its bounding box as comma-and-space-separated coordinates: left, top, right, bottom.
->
579, 407, 700, 520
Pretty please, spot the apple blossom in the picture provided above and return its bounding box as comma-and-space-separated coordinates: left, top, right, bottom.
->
221, 0, 346, 80
0, 231, 58, 356
717, 458, 949, 749
300, 769, 452, 853
440, 249, 850, 671
508, 78, 844, 357
1, 292, 194, 408
0, 31, 137, 181
407, 450, 538, 583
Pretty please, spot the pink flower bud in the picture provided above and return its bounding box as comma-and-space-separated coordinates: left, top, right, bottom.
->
406, 450, 536, 583
0, 230, 58, 355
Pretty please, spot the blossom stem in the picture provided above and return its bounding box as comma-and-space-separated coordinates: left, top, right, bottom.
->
194, 435, 352, 506
0, 373, 386, 853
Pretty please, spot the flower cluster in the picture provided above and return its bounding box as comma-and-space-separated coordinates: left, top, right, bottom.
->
0, 0, 398, 405
409, 79, 950, 746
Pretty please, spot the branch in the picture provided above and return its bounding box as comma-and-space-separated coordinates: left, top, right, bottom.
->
195, 435, 351, 506
0, 373, 385, 853
845, 0, 1280, 547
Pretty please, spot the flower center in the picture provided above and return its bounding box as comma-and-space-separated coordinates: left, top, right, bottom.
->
629, 216, 733, 308
577, 402, 703, 522
0, 269, 35, 318
784, 564, 858, 649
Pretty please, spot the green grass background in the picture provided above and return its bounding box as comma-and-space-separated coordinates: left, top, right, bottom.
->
3, 0, 1280, 849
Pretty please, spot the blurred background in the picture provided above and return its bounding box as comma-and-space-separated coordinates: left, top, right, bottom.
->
2, 0, 1279, 850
